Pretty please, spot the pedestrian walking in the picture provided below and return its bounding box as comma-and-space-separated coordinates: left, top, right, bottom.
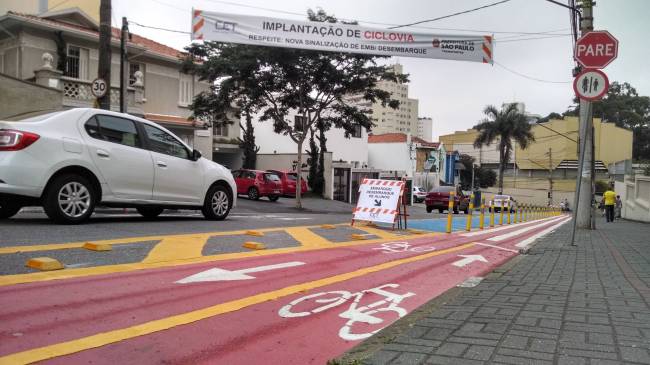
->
602, 186, 616, 222
615, 195, 622, 219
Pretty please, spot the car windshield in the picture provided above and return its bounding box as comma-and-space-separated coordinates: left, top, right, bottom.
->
495, 195, 510, 200
287, 173, 297, 181
432, 186, 454, 193
265, 173, 281, 182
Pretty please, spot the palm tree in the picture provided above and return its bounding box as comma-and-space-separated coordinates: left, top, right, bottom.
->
473, 104, 535, 194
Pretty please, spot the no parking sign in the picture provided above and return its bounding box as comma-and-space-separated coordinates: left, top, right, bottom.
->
353, 179, 405, 224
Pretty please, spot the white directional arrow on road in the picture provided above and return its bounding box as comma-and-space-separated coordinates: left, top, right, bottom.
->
176, 261, 305, 284
452, 255, 488, 268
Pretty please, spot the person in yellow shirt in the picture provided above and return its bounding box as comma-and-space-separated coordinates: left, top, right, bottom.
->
602, 187, 617, 222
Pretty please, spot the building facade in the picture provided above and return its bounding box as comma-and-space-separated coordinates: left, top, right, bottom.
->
439, 116, 633, 196
359, 63, 419, 135
417, 117, 433, 140
0, 8, 224, 158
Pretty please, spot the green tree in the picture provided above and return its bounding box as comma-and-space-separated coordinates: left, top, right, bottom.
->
476, 168, 497, 188
183, 11, 405, 208
473, 104, 535, 194
563, 81, 650, 160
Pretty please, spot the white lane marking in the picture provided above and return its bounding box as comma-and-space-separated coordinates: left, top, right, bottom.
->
176, 261, 305, 283
515, 217, 572, 248
487, 216, 567, 242
474, 242, 520, 253
452, 255, 488, 268
461, 215, 564, 237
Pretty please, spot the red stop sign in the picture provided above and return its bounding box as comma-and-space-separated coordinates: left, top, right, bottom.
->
575, 31, 619, 68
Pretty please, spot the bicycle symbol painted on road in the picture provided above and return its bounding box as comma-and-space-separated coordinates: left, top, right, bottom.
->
372, 241, 437, 254
278, 283, 416, 341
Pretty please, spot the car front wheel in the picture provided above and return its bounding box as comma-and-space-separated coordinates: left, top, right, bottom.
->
137, 207, 164, 219
248, 187, 260, 201
43, 174, 96, 224
0, 199, 21, 219
203, 184, 232, 220
426, 206, 433, 213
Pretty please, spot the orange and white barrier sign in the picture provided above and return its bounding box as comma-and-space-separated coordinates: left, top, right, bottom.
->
353, 179, 404, 224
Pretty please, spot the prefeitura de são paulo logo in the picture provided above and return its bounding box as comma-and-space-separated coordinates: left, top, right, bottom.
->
432, 38, 441, 48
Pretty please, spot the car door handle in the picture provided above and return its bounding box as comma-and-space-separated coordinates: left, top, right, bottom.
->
156, 161, 167, 168
96, 149, 109, 158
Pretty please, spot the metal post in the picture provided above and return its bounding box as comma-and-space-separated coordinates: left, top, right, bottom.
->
514, 203, 518, 224
466, 194, 474, 232
446, 192, 455, 233
499, 200, 504, 225
489, 196, 495, 227
97, 0, 111, 110
478, 198, 485, 229
120, 17, 129, 113
507, 203, 511, 225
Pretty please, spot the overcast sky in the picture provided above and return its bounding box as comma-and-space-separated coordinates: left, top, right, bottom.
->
113, 0, 649, 141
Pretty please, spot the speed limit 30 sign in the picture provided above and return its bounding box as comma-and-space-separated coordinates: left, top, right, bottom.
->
91, 78, 108, 98
573, 69, 609, 101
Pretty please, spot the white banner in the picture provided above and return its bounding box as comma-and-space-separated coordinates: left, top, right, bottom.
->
192, 10, 493, 64
353, 179, 404, 224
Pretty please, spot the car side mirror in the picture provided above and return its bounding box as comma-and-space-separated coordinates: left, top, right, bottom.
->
191, 149, 202, 161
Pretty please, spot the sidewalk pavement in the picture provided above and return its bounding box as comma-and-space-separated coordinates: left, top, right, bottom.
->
337, 219, 650, 365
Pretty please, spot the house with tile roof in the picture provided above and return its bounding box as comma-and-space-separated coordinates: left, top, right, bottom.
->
0, 8, 239, 160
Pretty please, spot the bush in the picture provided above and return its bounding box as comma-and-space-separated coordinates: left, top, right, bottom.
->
595, 180, 610, 194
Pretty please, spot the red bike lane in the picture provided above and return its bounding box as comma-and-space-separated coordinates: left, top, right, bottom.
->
0, 216, 569, 364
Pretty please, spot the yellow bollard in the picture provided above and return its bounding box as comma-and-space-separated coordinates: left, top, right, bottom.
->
514, 203, 519, 224
499, 199, 504, 225
519, 204, 523, 222
446, 192, 455, 233
506, 203, 511, 225
478, 198, 485, 229
465, 194, 475, 232
489, 196, 495, 227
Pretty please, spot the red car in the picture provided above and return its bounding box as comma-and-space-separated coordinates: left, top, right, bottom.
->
267, 170, 308, 197
232, 169, 282, 201
424, 186, 470, 214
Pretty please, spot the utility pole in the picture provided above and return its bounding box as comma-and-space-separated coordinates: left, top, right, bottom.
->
547, 147, 553, 206
574, 2, 594, 228
569, 0, 594, 245
97, 0, 111, 110
120, 17, 129, 113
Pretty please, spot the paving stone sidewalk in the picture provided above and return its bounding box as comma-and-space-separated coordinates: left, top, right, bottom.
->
338, 219, 650, 365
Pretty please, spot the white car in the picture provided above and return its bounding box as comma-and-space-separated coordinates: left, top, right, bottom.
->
488, 194, 516, 212
412, 186, 427, 203
0, 108, 236, 224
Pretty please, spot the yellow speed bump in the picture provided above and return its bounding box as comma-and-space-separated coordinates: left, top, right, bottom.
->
26, 257, 64, 271
245, 230, 264, 237
83, 242, 112, 251
242, 242, 266, 250
320, 224, 336, 229
407, 229, 426, 235
351, 233, 373, 240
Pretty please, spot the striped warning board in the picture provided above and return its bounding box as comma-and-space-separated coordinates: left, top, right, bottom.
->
353, 179, 405, 224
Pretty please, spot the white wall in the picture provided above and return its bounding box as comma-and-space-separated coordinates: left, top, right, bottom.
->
618, 175, 650, 222
252, 111, 369, 167
368, 143, 413, 176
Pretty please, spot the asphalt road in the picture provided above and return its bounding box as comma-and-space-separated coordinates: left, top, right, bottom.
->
0, 197, 442, 246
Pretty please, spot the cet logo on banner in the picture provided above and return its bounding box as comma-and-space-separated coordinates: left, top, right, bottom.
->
353, 179, 405, 224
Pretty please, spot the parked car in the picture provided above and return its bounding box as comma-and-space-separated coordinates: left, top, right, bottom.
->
488, 194, 517, 212
412, 186, 427, 203
0, 108, 236, 224
233, 169, 282, 201
424, 186, 470, 214
267, 169, 308, 197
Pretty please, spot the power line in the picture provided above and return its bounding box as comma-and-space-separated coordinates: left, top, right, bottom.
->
494, 61, 571, 84
148, 0, 567, 37
388, 0, 512, 29
129, 20, 190, 34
